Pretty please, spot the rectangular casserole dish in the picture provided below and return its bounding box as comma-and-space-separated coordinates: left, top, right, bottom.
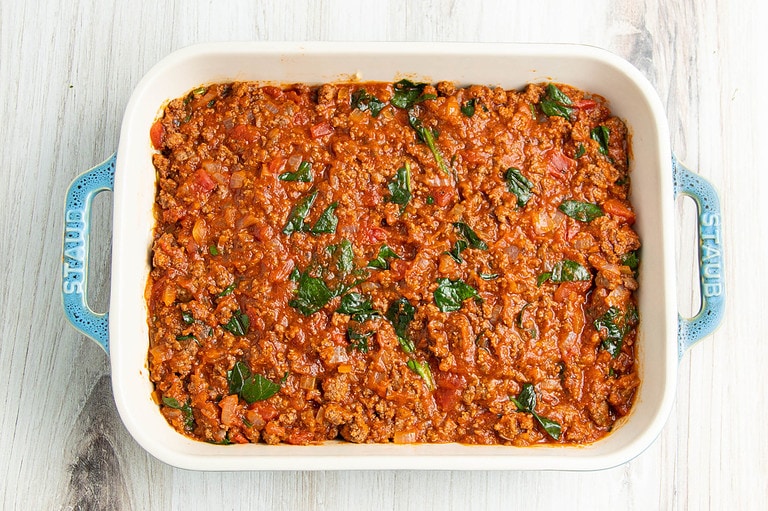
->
61, 42, 725, 470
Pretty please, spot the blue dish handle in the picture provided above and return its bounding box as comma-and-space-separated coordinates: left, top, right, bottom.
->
673, 156, 725, 360
61, 154, 116, 354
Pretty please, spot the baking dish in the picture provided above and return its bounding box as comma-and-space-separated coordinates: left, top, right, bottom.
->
61, 42, 725, 470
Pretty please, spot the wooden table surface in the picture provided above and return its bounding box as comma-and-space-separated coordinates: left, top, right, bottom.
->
1, 0, 764, 509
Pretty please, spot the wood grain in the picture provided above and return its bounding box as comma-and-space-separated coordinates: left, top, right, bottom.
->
0, 0, 764, 509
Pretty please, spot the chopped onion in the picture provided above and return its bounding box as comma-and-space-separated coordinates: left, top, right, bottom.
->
202, 160, 222, 174
393, 430, 418, 444
245, 410, 265, 429
264, 102, 279, 115
533, 209, 565, 235
211, 172, 228, 186
237, 214, 259, 229
230, 171, 246, 189
286, 153, 303, 172
328, 346, 349, 365
299, 375, 317, 390
504, 244, 520, 261
192, 218, 207, 244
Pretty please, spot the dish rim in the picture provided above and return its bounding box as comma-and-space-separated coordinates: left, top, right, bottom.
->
109, 41, 677, 471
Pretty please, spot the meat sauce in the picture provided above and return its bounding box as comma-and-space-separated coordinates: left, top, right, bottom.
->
147, 80, 641, 446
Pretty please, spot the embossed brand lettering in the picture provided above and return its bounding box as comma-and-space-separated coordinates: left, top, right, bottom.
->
63, 210, 86, 295
699, 212, 722, 297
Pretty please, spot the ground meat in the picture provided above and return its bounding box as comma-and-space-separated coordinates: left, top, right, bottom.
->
147, 80, 641, 446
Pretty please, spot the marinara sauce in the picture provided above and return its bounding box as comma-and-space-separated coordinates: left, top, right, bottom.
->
147, 80, 640, 445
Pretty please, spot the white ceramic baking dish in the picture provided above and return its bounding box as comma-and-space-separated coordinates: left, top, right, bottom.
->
61, 42, 725, 471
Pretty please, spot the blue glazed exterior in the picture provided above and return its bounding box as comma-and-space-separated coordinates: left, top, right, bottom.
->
62, 154, 116, 354
672, 156, 725, 359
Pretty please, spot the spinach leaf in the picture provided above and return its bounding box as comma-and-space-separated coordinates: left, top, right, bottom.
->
351, 89, 386, 117
209, 245, 220, 256
447, 222, 488, 263
543, 260, 591, 283
434, 278, 479, 312
594, 306, 638, 358
175, 334, 198, 343
447, 238, 469, 263
218, 282, 237, 297
558, 200, 604, 222
289, 268, 336, 315
283, 189, 318, 235
310, 202, 339, 235
162, 396, 196, 430
551, 260, 591, 282
591, 125, 610, 155
510, 382, 537, 411
368, 244, 400, 269
387, 162, 412, 212
337, 292, 380, 322
181, 311, 195, 324
407, 359, 436, 390
504, 167, 533, 208
575, 143, 586, 158
510, 383, 562, 440
461, 98, 477, 117
408, 112, 451, 176
347, 328, 373, 353
622, 251, 639, 272
241, 374, 281, 403
453, 222, 488, 250
279, 161, 313, 182
539, 83, 573, 120
222, 310, 250, 336
536, 272, 552, 287
283, 190, 338, 236
385, 297, 416, 353
391, 79, 436, 109
227, 361, 280, 403
536, 415, 563, 440
333, 238, 355, 275
479, 272, 499, 280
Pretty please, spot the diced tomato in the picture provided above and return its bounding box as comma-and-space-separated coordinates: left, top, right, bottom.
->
243, 305, 260, 329
389, 259, 409, 280
261, 86, 284, 99
546, 149, 576, 180
150, 120, 164, 149
285, 430, 314, 445
462, 148, 487, 165
554, 281, 591, 303
563, 219, 580, 242
573, 99, 598, 110
292, 111, 309, 126
430, 185, 455, 207
360, 187, 379, 207
230, 431, 249, 444
603, 198, 636, 224
331, 329, 346, 345
249, 401, 279, 421
193, 168, 217, 193
363, 225, 388, 244
284, 90, 302, 104
230, 124, 260, 143
433, 371, 466, 412
310, 121, 334, 139
267, 157, 286, 175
